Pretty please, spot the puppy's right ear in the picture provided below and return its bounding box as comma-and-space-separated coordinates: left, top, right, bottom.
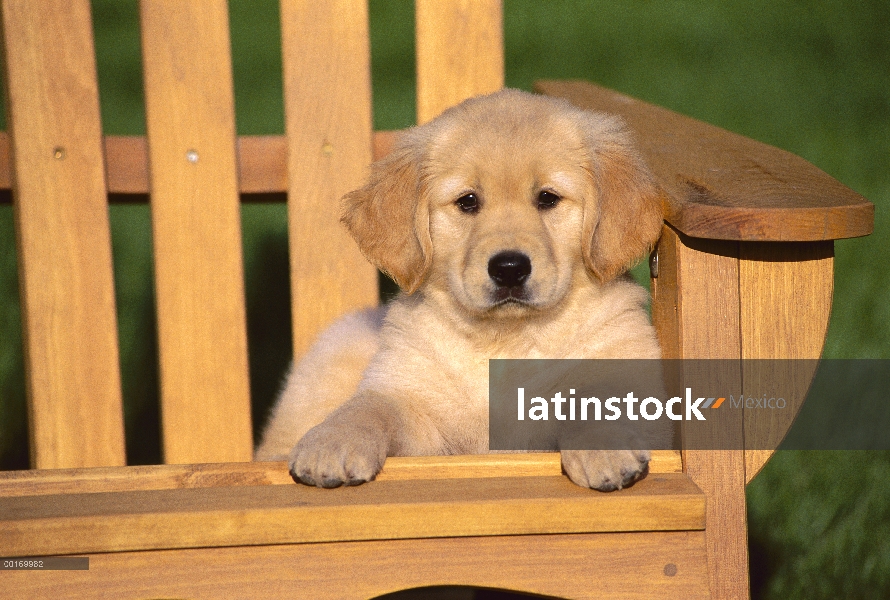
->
341, 143, 431, 294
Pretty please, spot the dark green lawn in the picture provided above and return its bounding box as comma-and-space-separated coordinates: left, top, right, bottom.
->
0, 1, 887, 597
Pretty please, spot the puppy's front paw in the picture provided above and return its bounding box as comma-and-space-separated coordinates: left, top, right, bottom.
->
561, 449, 650, 491
288, 422, 388, 488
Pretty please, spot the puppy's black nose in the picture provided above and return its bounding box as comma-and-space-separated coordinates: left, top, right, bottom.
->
488, 251, 531, 287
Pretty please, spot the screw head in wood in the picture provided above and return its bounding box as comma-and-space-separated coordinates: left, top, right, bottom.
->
53, 147, 65, 160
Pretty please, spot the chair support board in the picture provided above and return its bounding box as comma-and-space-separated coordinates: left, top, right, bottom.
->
1, 531, 709, 600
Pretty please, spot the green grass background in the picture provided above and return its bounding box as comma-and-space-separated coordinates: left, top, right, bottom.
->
0, 1, 888, 597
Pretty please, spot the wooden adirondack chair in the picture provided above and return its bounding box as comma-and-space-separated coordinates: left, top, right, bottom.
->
0, 1, 873, 598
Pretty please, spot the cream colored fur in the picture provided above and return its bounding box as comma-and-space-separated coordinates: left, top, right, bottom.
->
256, 89, 665, 491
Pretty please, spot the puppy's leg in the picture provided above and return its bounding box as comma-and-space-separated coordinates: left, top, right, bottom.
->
254, 308, 383, 461
561, 449, 651, 492
559, 416, 657, 491
288, 392, 420, 487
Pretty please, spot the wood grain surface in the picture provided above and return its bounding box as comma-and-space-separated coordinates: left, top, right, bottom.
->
0, 130, 388, 197
739, 241, 834, 481
0, 472, 704, 557
0, 452, 682, 497
140, 0, 253, 464
652, 225, 750, 600
1, 0, 126, 469
280, 0, 379, 360
416, 0, 504, 123
2, 531, 709, 599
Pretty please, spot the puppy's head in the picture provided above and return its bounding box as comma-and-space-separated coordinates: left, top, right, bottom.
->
342, 89, 664, 314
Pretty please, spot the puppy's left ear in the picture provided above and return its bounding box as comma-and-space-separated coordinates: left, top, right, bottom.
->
581, 116, 665, 282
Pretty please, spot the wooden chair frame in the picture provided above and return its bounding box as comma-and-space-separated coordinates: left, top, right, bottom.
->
0, 1, 872, 598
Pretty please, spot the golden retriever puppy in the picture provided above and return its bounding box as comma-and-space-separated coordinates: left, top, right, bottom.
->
255, 89, 665, 491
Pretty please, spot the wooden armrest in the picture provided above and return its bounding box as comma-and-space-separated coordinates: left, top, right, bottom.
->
536, 80, 873, 242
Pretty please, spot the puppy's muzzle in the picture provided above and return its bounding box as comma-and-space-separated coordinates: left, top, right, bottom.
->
488, 251, 531, 303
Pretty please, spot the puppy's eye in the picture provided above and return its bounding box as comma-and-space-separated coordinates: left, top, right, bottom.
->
455, 193, 480, 214
537, 190, 561, 210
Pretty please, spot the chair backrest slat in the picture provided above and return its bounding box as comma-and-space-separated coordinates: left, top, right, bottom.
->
415, 0, 504, 124
140, 0, 253, 463
280, 0, 378, 360
0, 0, 125, 468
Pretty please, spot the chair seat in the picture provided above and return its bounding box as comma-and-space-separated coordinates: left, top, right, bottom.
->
1, 455, 708, 599
0, 454, 702, 557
